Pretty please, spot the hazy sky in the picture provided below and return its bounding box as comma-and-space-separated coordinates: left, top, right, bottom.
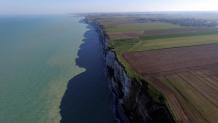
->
0, 0, 218, 15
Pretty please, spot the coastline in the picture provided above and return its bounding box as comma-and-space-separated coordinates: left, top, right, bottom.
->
84, 17, 175, 123
60, 19, 115, 123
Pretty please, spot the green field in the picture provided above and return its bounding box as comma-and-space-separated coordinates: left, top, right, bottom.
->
106, 22, 182, 33
131, 34, 218, 51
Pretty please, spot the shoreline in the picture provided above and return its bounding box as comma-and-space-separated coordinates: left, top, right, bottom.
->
60, 19, 115, 123
84, 17, 175, 123
81, 18, 125, 123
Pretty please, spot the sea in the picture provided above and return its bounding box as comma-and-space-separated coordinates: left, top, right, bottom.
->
0, 15, 114, 123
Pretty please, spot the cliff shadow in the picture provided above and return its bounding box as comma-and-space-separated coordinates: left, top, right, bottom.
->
60, 25, 114, 123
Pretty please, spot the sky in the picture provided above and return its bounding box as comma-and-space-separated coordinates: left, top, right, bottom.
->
0, 0, 218, 15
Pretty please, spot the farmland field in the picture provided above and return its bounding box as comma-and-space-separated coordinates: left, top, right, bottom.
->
87, 13, 218, 123
131, 34, 218, 51
124, 44, 218, 122
106, 22, 182, 33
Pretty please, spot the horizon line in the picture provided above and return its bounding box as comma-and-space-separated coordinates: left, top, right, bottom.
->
1, 10, 218, 16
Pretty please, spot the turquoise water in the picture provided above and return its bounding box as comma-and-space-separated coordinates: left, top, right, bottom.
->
0, 15, 87, 123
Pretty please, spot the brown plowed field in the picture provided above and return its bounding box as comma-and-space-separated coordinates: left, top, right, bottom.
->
123, 44, 218, 123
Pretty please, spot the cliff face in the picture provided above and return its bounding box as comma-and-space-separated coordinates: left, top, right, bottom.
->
87, 19, 175, 123
105, 51, 174, 123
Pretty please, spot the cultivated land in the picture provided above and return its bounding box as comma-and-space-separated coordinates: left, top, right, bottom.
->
87, 13, 218, 123
124, 44, 218, 122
